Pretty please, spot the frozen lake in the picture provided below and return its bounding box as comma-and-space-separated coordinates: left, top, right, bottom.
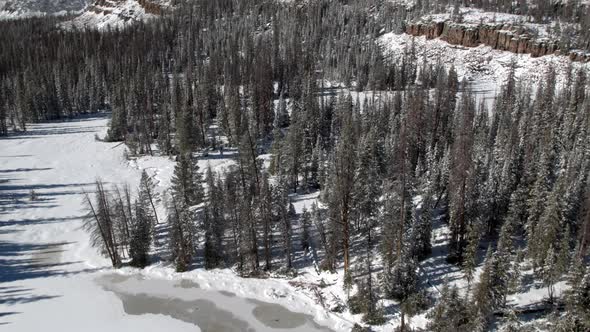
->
97, 274, 333, 332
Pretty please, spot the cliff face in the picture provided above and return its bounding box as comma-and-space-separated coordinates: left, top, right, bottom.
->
406, 21, 590, 62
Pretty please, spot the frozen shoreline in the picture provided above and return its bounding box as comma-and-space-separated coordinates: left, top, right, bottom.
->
0, 115, 351, 331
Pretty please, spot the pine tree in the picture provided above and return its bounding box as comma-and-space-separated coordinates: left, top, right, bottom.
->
427, 284, 473, 332
472, 247, 494, 325
526, 152, 557, 268
301, 207, 311, 252
324, 95, 357, 274
413, 197, 433, 261
463, 223, 480, 292
381, 185, 412, 268
83, 180, 122, 268
259, 172, 274, 271
157, 105, 173, 155
129, 198, 153, 268
176, 98, 199, 154
203, 166, 225, 269
447, 90, 476, 263
203, 206, 217, 269
284, 107, 304, 191
353, 127, 383, 235
275, 91, 290, 129
507, 249, 523, 295
343, 269, 353, 301
541, 245, 559, 303
383, 253, 418, 302
168, 199, 195, 272
139, 170, 159, 225
171, 153, 204, 207
530, 182, 567, 275
275, 179, 293, 270
560, 254, 590, 330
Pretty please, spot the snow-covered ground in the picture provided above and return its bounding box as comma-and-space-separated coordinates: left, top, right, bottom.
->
0, 114, 351, 331
379, 32, 590, 109
0, 0, 87, 20
61, 0, 159, 30
417, 6, 581, 41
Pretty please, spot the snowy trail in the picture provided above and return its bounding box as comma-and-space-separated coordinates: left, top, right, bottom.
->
0, 115, 350, 331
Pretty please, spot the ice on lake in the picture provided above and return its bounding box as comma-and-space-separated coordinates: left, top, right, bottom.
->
96, 273, 333, 332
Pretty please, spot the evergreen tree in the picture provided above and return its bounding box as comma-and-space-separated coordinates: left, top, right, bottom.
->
427, 284, 473, 332
171, 154, 204, 207
463, 223, 480, 292
129, 198, 153, 268
324, 94, 357, 273
383, 252, 418, 302
560, 255, 590, 330
413, 196, 433, 261
275, 91, 290, 129
447, 90, 476, 263
139, 170, 159, 225
541, 245, 559, 302
472, 247, 494, 326
168, 199, 195, 272
203, 166, 225, 269
301, 207, 311, 252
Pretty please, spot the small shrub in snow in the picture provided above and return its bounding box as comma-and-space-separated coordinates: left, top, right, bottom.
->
362, 305, 386, 325
348, 293, 367, 315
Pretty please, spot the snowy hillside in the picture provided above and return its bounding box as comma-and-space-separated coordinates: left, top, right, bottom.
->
0, 0, 168, 29
379, 31, 590, 107
0, 0, 89, 19
62, 0, 169, 30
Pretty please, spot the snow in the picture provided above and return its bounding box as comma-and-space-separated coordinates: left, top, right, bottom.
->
0, 114, 351, 331
425, 7, 530, 25
420, 6, 575, 38
379, 32, 590, 108
62, 0, 158, 30
0, 0, 87, 20
0, 9, 45, 20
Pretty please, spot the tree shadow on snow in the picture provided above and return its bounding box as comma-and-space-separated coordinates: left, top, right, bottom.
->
0, 310, 21, 326
0, 112, 109, 141
0, 286, 60, 306
0, 241, 100, 324
0, 216, 83, 229
0, 168, 52, 173
0, 177, 94, 216
0, 241, 98, 283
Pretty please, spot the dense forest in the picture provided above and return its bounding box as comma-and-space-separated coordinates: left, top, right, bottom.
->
1, 0, 590, 331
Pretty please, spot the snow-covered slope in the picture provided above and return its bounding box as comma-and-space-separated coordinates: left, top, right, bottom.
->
0, 0, 89, 19
63, 0, 168, 30
0, 0, 168, 29
379, 32, 590, 107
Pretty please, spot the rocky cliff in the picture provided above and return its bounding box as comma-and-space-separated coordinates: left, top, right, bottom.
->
405, 21, 590, 62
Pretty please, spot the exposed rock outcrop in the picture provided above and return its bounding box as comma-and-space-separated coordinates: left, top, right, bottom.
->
405, 21, 590, 62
